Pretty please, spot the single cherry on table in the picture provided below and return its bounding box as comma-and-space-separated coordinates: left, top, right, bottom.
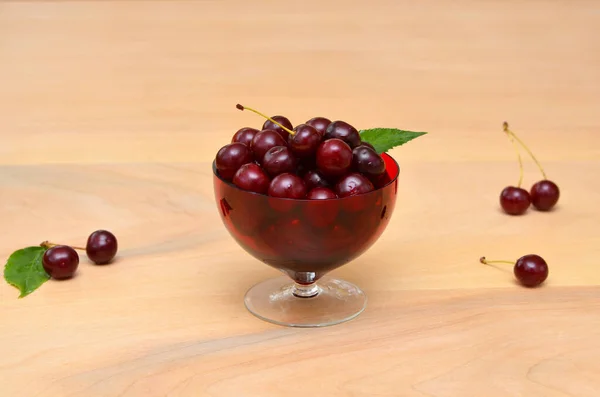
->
480, 254, 549, 287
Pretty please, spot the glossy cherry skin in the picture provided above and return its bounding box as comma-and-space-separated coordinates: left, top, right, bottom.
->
335, 173, 375, 198
289, 124, 322, 158
307, 187, 337, 200
352, 145, 386, 177
251, 129, 287, 162
86, 230, 118, 264
233, 163, 271, 194
215, 143, 254, 180
43, 245, 79, 279
530, 180, 560, 211
305, 117, 331, 136
500, 186, 531, 215
303, 170, 330, 190
268, 173, 307, 199
514, 254, 549, 287
324, 120, 362, 148
262, 146, 297, 177
316, 138, 353, 178
262, 116, 293, 141
231, 127, 259, 147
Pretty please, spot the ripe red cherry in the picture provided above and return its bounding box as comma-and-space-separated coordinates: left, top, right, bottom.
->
233, 163, 271, 194
316, 138, 353, 178
231, 127, 259, 147
215, 143, 254, 180
86, 230, 118, 265
500, 186, 530, 215
324, 120, 362, 148
251, 129, 287, 162
42, 245, 79, 279
352, 145, 385, 177
303, 170, 330, 190
262, 116, 293, 141
305, 117, 331, 136
262, 146, 297, 177
480, 254, 548, 288
268, 173, 307, 199
514, 254, 549, 287
289, 124, 322, 158
530, 180, 560, 211
335, 173, 374, 198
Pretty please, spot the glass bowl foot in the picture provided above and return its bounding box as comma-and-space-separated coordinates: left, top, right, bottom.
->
244, 275, 367, 327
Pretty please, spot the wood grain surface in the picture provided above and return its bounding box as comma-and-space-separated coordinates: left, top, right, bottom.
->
1, 1, 599, 396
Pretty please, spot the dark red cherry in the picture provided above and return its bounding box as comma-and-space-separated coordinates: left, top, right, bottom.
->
233, 163, 271, 194
268, 173, 307, 199
324, 120, 361, 148
262, 116, 293, 141
215, 143, 254, 180
316, 138, 353, 178
289, 124, 322, 158
251, 129, 287, 162
42, 245, 79, 279
303, 170, 330, 190
530, 180, 560, 211
307, 187, 337, 200
262, 146, 297, 177
352, 145, 385, 177
514, 254, 549, 287
500, 186, 531, 215
335, 173, 374, 198
305, 117, 331, 136
231, 127, 259, 147
86, 230, 118, 265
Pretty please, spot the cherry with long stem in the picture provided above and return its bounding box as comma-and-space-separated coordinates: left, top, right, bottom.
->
480, 254, 549, 287
499, 122, 531, 215
236, 104, 295, 136
503, 122, 560, 211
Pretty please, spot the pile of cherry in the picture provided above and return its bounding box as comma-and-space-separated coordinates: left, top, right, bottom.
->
215, 104, 387, 201
482, 122, 561, 288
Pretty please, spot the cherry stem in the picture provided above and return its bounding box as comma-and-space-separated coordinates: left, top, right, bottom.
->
236, 104, 295, 135
479, 256, 514, 265
40, 241, 86, 251
503, 122, 548, 180
505, 129, 524, 187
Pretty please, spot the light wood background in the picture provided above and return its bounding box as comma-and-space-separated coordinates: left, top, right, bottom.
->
1, 1, 599, 396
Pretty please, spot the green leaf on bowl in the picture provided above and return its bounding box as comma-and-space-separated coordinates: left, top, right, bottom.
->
3, 246, 49, 298
359, 128, 427, 154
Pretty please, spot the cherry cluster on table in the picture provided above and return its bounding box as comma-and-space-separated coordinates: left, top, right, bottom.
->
42, 230, 118, 279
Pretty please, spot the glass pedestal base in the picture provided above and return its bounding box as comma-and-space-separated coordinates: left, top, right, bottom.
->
243, 275, 367, 327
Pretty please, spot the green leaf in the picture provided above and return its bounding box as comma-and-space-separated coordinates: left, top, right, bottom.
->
359, 128, 427, 154
3, 246, 49, 298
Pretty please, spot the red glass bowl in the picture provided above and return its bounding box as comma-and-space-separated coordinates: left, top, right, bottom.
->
213, 153, 400, 327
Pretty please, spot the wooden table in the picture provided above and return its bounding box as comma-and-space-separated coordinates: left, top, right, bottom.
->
1, 1, 599, 395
